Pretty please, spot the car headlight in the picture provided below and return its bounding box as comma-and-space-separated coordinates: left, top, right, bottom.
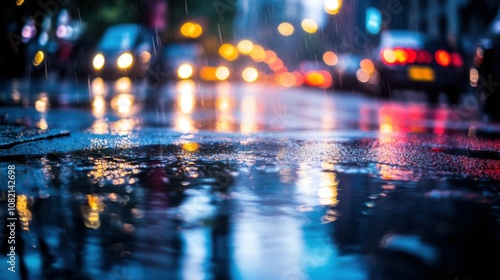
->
178, 63, 194, 79
93, 54, 105, 70
117, 53, 133, 69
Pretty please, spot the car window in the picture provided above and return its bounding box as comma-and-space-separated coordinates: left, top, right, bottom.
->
98, 25, 140, 51
380, 31, 426, 49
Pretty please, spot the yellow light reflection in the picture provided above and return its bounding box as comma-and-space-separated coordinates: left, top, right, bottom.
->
241, 95, 257, 134
176, 79, 195, 94
111, 93, 134, 116
277, 22, 294, 36
301, 19, 318, 33
35, 94, 49, 113
83, 194, 104, 229
237, 40, 254, 55
115, 77, 131, 92
91, 78, 107, 96
38, 118, 48, 130
318, 171, 338, 206
216, 82, 235, 132
16, 195, 32, 231
178, 89, 195, 114
182, 141, 199, 152
91, 120, 109, 134
16, 0, 24, 5
92, 96, 106, 118
111, 118, 137, 135
175, 115, 195, 133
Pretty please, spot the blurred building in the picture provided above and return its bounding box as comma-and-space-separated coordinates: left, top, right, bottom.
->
409, 0, 500, 49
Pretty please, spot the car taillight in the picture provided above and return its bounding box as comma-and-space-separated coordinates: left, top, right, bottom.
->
382, 48, 432, 65
406, 49, 417, 63
450, 52, 463, 68
416, 50, 433, 63
435, 50, 451, 67
381, 48, 397, 65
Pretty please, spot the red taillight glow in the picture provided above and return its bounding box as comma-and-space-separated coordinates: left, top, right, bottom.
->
416, 50, 433, 63
406, 49, 417, 63
450, 52, 463, 68
435, 50, 451, 67
394, 48, 408, 64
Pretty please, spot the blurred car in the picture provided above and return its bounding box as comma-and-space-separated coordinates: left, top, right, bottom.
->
362, 30, 466, 104
161, 40, 206, 80
471, 16, 500, 120
91, 23, 158, 80
331, 53, 363, 90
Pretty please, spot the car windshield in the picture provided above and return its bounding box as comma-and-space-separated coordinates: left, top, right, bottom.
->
380, 31, 427, 48
164, 43, 204, 60
98, 24, 140, 51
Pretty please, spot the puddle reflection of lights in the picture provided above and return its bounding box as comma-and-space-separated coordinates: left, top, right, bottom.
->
111, 93, 134, 116
113, 118, 136, 135
318, 171, 339, 206
241, 96, 257, 134
115, 77, 131, 92
216, 82, 234, 132
91, 78, 107, 96
35, 94, 49, 113
91, 121, 109, 134
176, 79, 196, 94
178, 89, 195, 114
16, 195, 32, 231
182, 141, 199, 152
38, 118, 48, 130
175, 115, 195, 133
92, 96, 106, 118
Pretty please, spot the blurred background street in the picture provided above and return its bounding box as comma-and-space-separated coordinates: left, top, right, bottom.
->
1, 1, 500, 280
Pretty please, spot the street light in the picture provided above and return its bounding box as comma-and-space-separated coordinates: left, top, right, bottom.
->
301, 19, 318, 34
324, 0, 342, 15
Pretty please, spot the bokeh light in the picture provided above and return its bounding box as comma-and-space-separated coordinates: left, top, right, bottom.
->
237, 40, 254, 55
301, 19, 318, 33
219, 44, 239, 61
324, 0, 343, 15
277, 22, 294, 36
323, 51, 338, 66
242, 67, 259, 83
180, 22, 203, 38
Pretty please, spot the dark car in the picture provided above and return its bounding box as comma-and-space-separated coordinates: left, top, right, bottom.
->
161, 40, 206, 80
363, 30, 466, 104
91, 23, 159, 80
471, 16, 500, 120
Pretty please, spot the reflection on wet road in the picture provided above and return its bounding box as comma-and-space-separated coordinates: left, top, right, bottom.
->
1, 79, 500, 279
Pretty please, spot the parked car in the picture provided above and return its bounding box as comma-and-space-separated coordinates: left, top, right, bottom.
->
471, 16, 500, 120
362, 30, 466, 104
91, 23, 159, 80
331, 53, 363, 90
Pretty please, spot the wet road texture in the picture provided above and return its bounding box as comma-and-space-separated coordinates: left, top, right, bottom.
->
1, 78, 500, 280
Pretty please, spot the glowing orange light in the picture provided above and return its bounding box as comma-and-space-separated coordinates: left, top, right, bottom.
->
323, 51, 338, 66
435, 50, 451, 67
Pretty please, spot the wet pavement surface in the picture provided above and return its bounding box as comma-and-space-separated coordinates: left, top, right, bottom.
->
1, 78, 500, 280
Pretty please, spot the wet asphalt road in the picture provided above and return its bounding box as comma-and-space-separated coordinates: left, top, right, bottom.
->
1, 77, 500, 280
